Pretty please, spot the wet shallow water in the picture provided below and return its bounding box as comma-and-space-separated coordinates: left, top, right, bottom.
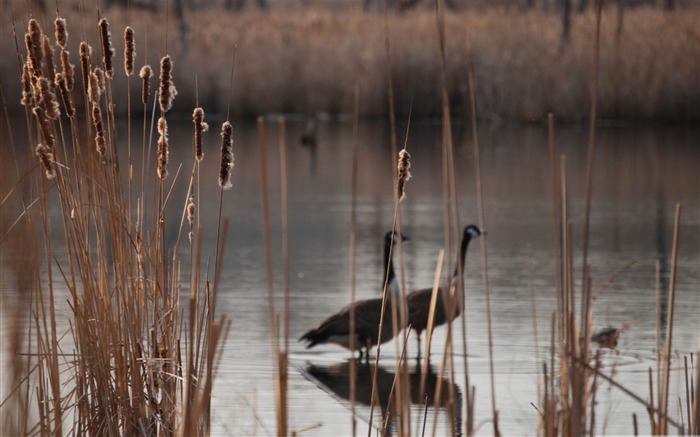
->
2, 119, 699, 435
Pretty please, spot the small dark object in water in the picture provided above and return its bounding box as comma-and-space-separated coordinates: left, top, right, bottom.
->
591, 327, 620, 349
300, 118, 317, 147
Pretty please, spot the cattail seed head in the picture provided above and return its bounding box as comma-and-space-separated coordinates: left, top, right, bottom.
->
55, 73, 75, 118
218, 121, 234, 190
60, 49, 74, 91
36, 144, 56, 179
186, 196, 195, 227
42, 35, 55, 79
39, 77, 60, 119
79, 42, 91, 95
98, 18, 114, 78
124, 26, 135, 76
25, 33, 40, 76
92, 105, 106, 159
139, 65, 152, 105
88, 70, 102, 105
157, 117, 169, 179
397, 149, 412, 202
54, 17, 67, 48
27, 20, 43, 75
33, 107, 55, 149
193, 107, 208, 161
21, 62, 32, 106
94, 68, 106, 94
158, 55, 177, 113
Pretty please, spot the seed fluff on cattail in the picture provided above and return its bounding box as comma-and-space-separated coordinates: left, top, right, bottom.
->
92, 105, 106, 159
193, 107, 208, 161
218, 121, 234, 190
36, 144, 56, 179
139, 65, 152, 105
94, 68, 106, 94
21, 63, 32, 106
25, 33, 40, 76
187, 196, 195, 227
396, 149, 412, 202
54, 17, 67, 49
42, 35, 56, 79
157, 117, 169, 180
124, 27, 135, 76
98, 18, 114, 78
27, 19, 43, 75
79, 42, 91, 95
39, 77, 60, 119
55, 73, 75, 117
60, 50, 74, 91
158, 55, 177, 113
33, 107, 55, 149
88, 70, 102, 105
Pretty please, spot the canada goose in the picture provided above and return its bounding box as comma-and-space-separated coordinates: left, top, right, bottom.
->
591, 327, 620, 349
299, 231, 409, 359
406, 225, 482, 353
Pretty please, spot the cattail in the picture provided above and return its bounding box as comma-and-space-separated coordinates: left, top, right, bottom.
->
35, 144, 56, 179
193, 107, 208, 161
92, 105, 106, 159
157, 117, 169, 179
32, 107, 55, 149
88, 70, 102, 105
25, 33, 40, 76
186, 196, 195, 227
30, 74, 41, 103
94, 68, 106, 94
60, 49, 74, 91
396, 149, 412, 202
124, 26, 135, 76
218, 121, 234, 190
54, 17, 67, 49
98, 18, 114, 78
27, 19, 43, 75
42, 35, 55, 79
55, 73, 75, 118
139, 65, 152, 105
158, 55, 177, 113
39, 77, 60, 119
21, 62, 32, 106
79, 42, 91, 95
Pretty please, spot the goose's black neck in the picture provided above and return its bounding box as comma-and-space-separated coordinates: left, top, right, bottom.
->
452, 232, 472, 279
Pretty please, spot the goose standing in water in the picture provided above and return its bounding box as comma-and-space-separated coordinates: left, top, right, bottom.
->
407, 225, 482, 354
299, 231, 408, 359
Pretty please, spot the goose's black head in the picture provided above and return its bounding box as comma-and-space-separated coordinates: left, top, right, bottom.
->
384, 231, 410, 244
463, 225, 482, 240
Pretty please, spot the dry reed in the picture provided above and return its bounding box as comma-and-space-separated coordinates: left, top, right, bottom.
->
54, 17, 67, 48
159, 55, 177, 113
79, 41, 90, 95
193, 107, 208, 161
98, 18, 114, 77
41, 35, 55, 79
124, 26, 135, 76
140, 64, 152, 105
157, 116, 169, 179
218, 121, 234, 189
59, 49, 74, 91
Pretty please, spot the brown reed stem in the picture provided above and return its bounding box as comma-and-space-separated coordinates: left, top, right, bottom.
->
278, 117, 289, 437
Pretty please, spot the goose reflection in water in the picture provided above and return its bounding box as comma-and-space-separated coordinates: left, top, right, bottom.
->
302, 359, 462, 436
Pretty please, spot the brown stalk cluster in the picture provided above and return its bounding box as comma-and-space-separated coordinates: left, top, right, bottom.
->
124, 27, 135, 77
193, 107, 208, 161
98, 18, 114, 78
158, 55, 177, 113
218, 121, 234, 190
157, 117, 169, 179
139, 65, 152, 105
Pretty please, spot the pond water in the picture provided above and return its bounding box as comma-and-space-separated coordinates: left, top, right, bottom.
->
2, 118, 699, 435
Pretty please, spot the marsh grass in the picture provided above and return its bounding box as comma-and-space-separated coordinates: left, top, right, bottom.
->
1, 12, 229, 437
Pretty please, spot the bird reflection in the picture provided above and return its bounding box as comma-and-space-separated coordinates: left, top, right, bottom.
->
302, 359, 462, 436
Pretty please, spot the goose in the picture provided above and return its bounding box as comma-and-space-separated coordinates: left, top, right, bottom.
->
406, 225, 482, 353
299, 231, 408, 359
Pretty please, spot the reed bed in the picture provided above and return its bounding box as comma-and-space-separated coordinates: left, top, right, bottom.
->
2, 7, 698, 121
1, 12, 230, 437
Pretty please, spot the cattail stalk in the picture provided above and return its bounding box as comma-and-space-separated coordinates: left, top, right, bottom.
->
21, 62, 32, 106
397, 149, 412, 201
33, 107, 55, 149
159, 55, 177, 113
218, 121, 234, 190
157, 117, 169, 179
35, 144, 56, 179
92, 105, 106, 159
98, 18, 114, 78
124, 27, 135, 76
39, 77, 60, 119
139, 65, 152, 105
193, 107, 208, 161
60, 50, 74, 91
79, 42, 91, 95
55, 73, 75, 118
42, 35, 56, 80
54, 17, 67, 49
